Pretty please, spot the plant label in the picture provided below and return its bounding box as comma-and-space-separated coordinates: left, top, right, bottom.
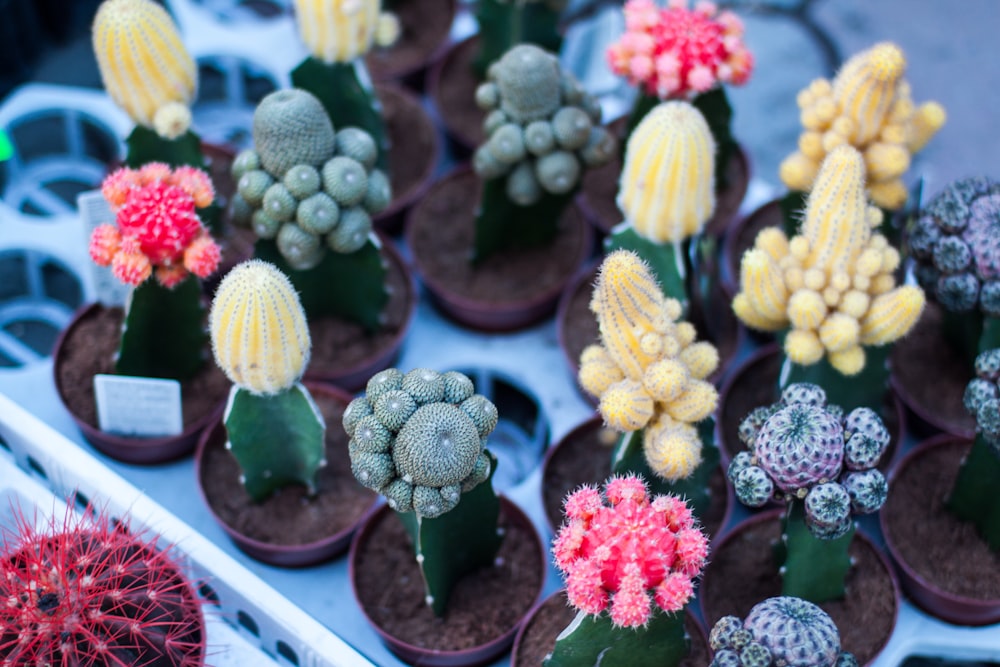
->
94, 374, 183, 437
77, 190, 129, 308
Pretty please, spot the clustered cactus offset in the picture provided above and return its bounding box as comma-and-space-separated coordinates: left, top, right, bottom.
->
709, 597, 857, 667
780, 41, 945, 210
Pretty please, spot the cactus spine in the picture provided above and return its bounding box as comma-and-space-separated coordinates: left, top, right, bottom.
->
210, 260, 325, 503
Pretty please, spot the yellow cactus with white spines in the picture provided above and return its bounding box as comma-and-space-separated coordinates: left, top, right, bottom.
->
209, 260, 312, 395
734, 146, 925, 375
618, 101, 716, 243
92, 0, 197, 139
293, 0, 398, 63
579, 250, 719, 481
780, 42, 946, 210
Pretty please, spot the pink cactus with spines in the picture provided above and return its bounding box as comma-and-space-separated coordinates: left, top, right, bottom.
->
552, 474, 709, 628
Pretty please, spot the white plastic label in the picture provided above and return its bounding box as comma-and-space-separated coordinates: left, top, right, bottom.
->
77, 190, 129, 308
93, 374, 183, 437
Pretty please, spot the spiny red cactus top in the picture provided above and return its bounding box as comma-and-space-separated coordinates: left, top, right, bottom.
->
607, 0, 754, 100
90, 163, 219, 288
552, 474, 709, 628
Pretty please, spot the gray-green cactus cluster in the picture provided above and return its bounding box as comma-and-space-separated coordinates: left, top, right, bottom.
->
230, 88, 391, 270
343, 368, 498, 518
709, 597, 857, 667
727, 383, 889, 539
472, 44, 615, 206
964, 348, 1000, 455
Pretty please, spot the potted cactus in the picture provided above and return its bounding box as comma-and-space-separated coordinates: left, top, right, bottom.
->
0, 505, 206, 665
346, 367, 546, 666
881, 348, 1000, 625
408, 43, 614, 330
53, 163, 229, 463
230, 87, 416, 388
195, 260, 377, 566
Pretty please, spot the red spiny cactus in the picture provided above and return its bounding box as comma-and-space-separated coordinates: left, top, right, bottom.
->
0, 507, 206, 667
552, 474, 709, 628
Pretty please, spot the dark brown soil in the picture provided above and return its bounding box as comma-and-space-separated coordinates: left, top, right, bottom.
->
352, 504, 544, 652
55, 305, 230, 429
198, 387, 376, 546
513, 591, 710, 667
432, 36, 485, 152
700, 514, 897, 665
377, 83, 438, 231
407, 169, 589, 304
364, 0, 455, 84
541, 419, 729, 540
723, 198, 782, 295
890, 301, 976, 437
883, 438, 1000, 600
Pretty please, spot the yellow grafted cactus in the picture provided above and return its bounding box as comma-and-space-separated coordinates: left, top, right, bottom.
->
293, 0, 396, 63
209, 260, 311, 395
92, 0, 196, 139
734, 146, 925, 375
780, 42, 946, 210
618, 101, 716, 243
579, 250, 719, 481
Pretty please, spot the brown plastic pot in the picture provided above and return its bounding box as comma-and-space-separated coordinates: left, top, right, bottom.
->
348, 497, 547, 667
364, 0, 457, 91
427, 34, 484, 158
52, 303, 226, 464
194, 382, 379, 567
880, 434, 1000, 626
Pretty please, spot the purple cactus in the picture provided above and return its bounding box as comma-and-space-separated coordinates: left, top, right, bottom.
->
754, 404, 843, 495
733, 465, 774, 507
804, 483, 851, 529
966, 349, 1000, 454
840, 469, 888, 514
842, 407, 890, 470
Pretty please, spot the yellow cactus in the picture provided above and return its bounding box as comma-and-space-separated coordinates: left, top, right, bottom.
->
780, 42, 945, 210
92, 0, 196, 139
293, 0, 395, 63
618, 101, 716, 243
579, 249, 719, 481
734, 146, 925, 375
209, 260, 311, 395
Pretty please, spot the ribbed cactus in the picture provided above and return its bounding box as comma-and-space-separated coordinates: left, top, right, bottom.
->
293, 0, 385, 63
345, 368, 502, 617
546, 475, 708, 667
209, 260, 325, 503
709, 597, 857, 667
252, 90, 337, 178
727, 384, 890, 601
780, 42, 945, 210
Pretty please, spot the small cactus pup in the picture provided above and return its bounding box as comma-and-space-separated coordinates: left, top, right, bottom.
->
0, 506, 206, 665
606, 0, 753, 189
546, 474, 709, 667
578, 250, 721, 519
209, 260, 325, 502
727, 383, 891, 602
345, 367, 501, 616
472, 0, 566, 77
732, 145, 925, 412
709, 596, 857, 667
906, 177, 1000, 366
472, 44, 615, 261
231, 88, 392, 331
946, 348, 1000, 551
89, 163, 221, 379
290, 0, 399, 168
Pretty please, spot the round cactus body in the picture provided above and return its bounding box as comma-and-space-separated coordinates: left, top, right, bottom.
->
297, 192, 340, 235
840, 468, 887, 514
335, 127, 379, 171
733, 465, 774, 507
393, 403, 480, 488
232, 149, 261, 181
327, 207, 372, 254
493, 44, 562, 123
535, 150, 581, 195
710, 615, 744, 651
754, 404, 844, 494
804, 482, 852, 529
506, 161, 543, 206
284, 164, 322, 199
364, 169, 392, 213
238, 169, 274, 207
401, 368, 446, 405
743, 597, 842, 667
781, 383, 828, 407
552, 106, 593, 150
442, 371, 475, 404
374, 390, 418, 432
263, 182, 297, 222
277, 223, 324, 270
739, 406, 778, 449
711, 650, 741, 667
343, 396, 373, 438
252, 209, 281, 239
322, 156, 369, 207
253, 89, 336, 178
525, 120, 556, 155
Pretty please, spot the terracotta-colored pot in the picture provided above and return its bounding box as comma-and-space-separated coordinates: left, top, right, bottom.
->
52, 303, 227, 464
349, 498, 547, 667
194, 382, 379, 567
363, 0, 457, 91
699, 508, 900, 666
427, 35, 484, 158
880, 434, 1000, 626
721, 196, 783, 297
406, 167, 594, 332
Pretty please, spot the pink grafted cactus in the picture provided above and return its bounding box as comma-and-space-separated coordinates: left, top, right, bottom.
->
607, 0, 754, 100
553, 474, 709, 628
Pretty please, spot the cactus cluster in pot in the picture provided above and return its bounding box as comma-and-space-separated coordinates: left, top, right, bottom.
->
545, 474, 709, 666
727, 382, 890, 602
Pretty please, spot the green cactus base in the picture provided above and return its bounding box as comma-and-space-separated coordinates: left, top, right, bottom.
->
776, 501, 853, 603
397, 451, 502, 617
544, 607, 689, 667
223, 383, 326, 503
611, 419, 718, 521
473, 0, 562, 78
946, 435, 1000, 552
473, 178, 575, 264
941, 312, 1000, 370
606, 225, 692, 316
291, 57, 388, 171
115, 275, 206, 381
253, 237, 388, 333
779, 344, 890, 414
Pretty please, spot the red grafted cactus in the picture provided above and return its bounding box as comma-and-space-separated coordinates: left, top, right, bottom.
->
553, 474, 709, 628
0, 508, 205, 666
90, 163, 220, 287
